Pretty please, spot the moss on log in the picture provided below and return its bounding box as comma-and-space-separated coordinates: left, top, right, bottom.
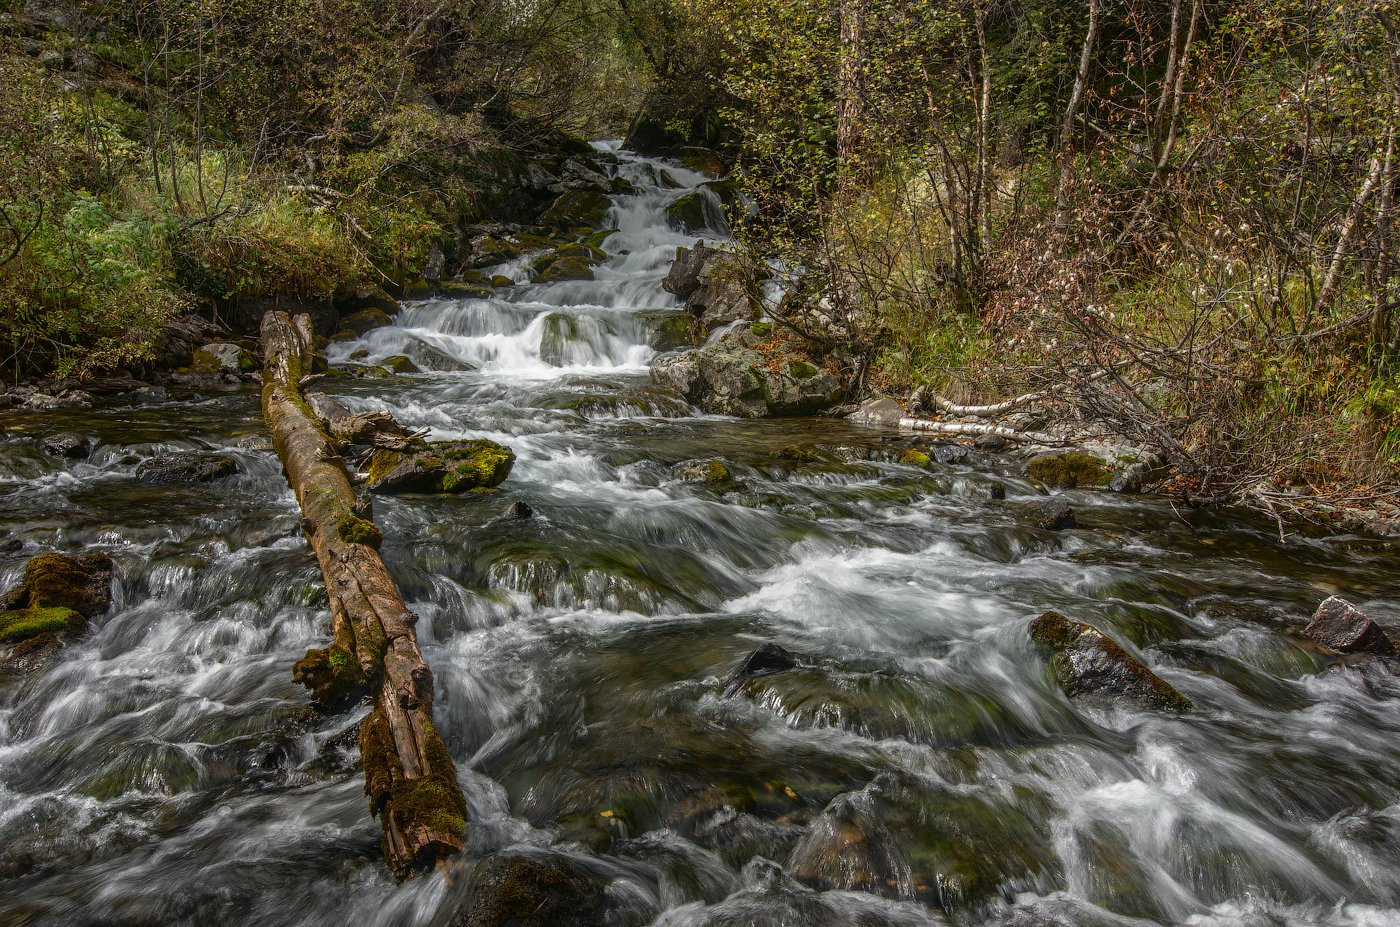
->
260, 310, 465, 878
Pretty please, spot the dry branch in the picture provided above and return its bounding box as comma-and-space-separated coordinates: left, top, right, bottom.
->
260, 310, 465, 879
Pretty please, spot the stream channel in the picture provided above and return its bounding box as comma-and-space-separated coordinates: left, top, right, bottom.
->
3, 145, 1400, 927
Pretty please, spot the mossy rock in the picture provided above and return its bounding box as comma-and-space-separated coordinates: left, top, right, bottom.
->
461, 853, 608, 927
0, 607, 85, 644
136, 452, 241, 484
665, 191, 711, 233
534, 258, 594, 284
383, 354, 420, 374
1026, 451, 1112, 489
1029, 611, 1191, 712
6, 551, 113, 618
676, 459, 731, 484
292, 644, 368, 708
541, 189, 613, 229
636, 308, 702, 351
899, 449, 932, 467
437, 281, 493, 299
490, 275, 515, 288
366, 439, 515, 494
341, 308, 393, 335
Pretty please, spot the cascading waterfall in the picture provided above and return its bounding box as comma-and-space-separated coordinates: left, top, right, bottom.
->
1, 144, 1400, 927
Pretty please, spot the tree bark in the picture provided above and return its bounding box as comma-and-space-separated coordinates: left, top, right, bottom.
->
260, 310, 466, 880
837, 0, 869, 189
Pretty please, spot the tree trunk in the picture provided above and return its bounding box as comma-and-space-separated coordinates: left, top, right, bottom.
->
260, 310, 466, 880
837, 0, 869, 190
1054, 0, 1101, 233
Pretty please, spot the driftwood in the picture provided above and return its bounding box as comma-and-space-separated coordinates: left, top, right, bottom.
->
260, 311, 466, 879
898, 417, 1066, 445
306, 391, 413, 449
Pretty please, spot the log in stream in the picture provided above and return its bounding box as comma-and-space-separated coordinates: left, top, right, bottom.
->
259, 310, 466, 878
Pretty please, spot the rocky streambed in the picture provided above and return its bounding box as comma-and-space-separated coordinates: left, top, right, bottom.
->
2, 145, 1400, 927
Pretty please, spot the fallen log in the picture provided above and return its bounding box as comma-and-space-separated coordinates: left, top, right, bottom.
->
897, 417, 1066, 446
260, 310, 466, 879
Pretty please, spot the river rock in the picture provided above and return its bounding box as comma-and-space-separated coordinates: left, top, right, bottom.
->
191, 342, 249, 374
341, 308, 393, 336
39, 432, 93, 460
934, 443, 971, 465
0, 550, 113, 647
665, 190, 715, 234
662, 244, 763, 329
730, 643, 800, 681
334, 283, 399, 317
457, 852, 609, 927
1303, 596, 1395, 655
636, 308, 703, 351
651, 340, 843, 418
1026, 451, 1112, 489
506, 500, 534, 519
846, 398, 904, 426
541, 189, 613, 229
1018, 498, 1077, 531
136, 452, 242, 484
1029, 611, 1191, 711
365, 438, 514, 494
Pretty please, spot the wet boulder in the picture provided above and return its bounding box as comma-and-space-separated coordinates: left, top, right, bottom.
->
191, 342, 251, 374
39, 432, 93, 460
636, 308, 703, 351
846, 398, 905, 426
1303, 596, 1395, 655
1025, 451, 1112, 489
1029, 611, 1191, 711
457, 852, 610, 927
541, 189, 613, 229
651, 338, 843, 418
341, 308, 393, 336
730, 643, 800, 681
1017, 499, 1077, 531
334, 283, 399, 317
676, 458, 733, 485
663, 244, 764, 329
136, 452, 242, 484
365, 438, 514, 494
665, 190, 718, 234
0, 550, 113, 647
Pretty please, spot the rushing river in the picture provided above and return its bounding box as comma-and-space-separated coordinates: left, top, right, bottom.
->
3, 145, 1400, 927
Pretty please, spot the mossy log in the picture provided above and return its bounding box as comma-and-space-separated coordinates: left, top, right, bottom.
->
260, 310, 465, 878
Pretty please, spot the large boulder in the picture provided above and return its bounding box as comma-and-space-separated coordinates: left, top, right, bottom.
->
1028, 611, 1191, 711
1303, 596, 1395, 655
456, 852, 610, 927
136, 452, 242, 484
0, 550, 113, 646
39, 432, 93, 460
541, 189, 613, 229
651, 337, 843, 418
662, 244, 764, 329
636, 308, 703, 352
191, 342, 252, 374
1026, 452, 1112, 489
365, 438, 514, 494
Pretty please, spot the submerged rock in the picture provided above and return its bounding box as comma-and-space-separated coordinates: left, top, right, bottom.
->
39, 432, 93, 460
506, 500, 534, 519
730, 643, 800, 680
365, 438, 514, 494
676, 459, 732, 484
136, 452, 242, 484
1017, 499, 1077, 531
1303, 596, 1395, 655
458, 852, 610, 927
1028, 611, 1191, 711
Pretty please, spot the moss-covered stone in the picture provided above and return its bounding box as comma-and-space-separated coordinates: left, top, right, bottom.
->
337, 515, 383, 549
342, 308, 393, 335
292, 644, 369, 708
1029, 611, 1191, 711
366, 439, 515, 494
462, 853, 608, 927
899, 449, 932, 467
0, 606, 84, 644
665, 191, 711, 233
10, 551, 113, 617
677, 459, 731, 484
534, 258, 594, 284
383, 354, 420, 374
1026, 451, 1112, 489
541, 189, 613, 229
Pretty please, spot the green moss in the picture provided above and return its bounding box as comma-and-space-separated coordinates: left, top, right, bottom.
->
383, 354, 419, 374
749, 322, 773, 338
787, 360, 817, 380
337, 515, 383, 549
899, 449, 931, 467
292, 644, 368, 708
1026, 452, 1112, 489
0, 606, 84, 643
20, 551, 111, 617
1027, 610, 1081, 648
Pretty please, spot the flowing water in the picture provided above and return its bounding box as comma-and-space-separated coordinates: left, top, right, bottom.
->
3, 144, 1400, 927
